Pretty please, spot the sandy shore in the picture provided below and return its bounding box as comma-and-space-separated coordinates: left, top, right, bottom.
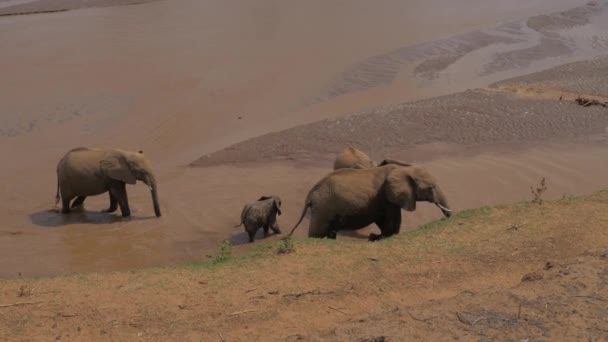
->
1, 0, 608, 278
193, 57, 608, 167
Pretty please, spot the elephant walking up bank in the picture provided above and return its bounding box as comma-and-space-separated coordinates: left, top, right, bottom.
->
235, 196, 282, 242
289, 164, 451, 240
55, 147, 162, 217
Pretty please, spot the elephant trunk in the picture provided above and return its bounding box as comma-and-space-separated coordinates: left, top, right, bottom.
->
434, 190, 452, 218
144, 175, 162, 217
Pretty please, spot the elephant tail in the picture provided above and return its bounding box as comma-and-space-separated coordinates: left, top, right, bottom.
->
287, 199, 311, 237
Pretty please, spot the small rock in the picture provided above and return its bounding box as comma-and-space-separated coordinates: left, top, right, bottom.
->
544, 261, 554, 270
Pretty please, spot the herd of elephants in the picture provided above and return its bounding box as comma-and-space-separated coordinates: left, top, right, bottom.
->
55, 146, 452, 243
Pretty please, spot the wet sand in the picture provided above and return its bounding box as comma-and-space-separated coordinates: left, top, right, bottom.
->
1, 0, 608, 277
0, 0, 157, 15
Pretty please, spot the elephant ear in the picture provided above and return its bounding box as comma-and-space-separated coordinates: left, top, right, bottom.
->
100, 154, 136, 185
385, 168, 416, 211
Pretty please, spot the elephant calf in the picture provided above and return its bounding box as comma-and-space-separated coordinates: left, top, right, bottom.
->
235, 196, 282, 242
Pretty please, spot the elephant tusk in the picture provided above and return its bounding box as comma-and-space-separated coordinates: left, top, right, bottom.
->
436, 203, 452, 212
147, 184, 153, 192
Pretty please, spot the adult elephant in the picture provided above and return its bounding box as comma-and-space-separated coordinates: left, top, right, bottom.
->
334, 147, 412, 170
55, 147, 161, 217
289, 163, 451, 240
333, 147, 375, 170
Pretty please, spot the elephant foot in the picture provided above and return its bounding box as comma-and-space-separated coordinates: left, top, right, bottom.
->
60, 208, 70, 214
121, 211, 131, 218
368, 233, 382, 242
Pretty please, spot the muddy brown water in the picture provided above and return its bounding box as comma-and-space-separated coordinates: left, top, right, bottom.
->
1, 0, 607, 278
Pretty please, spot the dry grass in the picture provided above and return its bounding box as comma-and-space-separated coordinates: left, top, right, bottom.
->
1, 190, 607, 341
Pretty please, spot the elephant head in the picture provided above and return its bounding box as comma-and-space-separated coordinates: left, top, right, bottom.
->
99, 150, 161, 217
258, 195, 282, 216
385, 165, 451, 217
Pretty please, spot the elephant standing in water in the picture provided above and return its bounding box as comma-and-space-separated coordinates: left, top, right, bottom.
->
289, 164, 451, 240
55, 147, 162, 217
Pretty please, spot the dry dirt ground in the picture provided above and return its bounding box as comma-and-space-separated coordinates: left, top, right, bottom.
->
1, 190, 607, 341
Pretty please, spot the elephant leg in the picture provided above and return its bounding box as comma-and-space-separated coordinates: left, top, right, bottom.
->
109, 182, 130, 217
371, 204, 402, 241
263, 225, 270, 238
270, 221, 281, 234
70, 196, 86, 209
246, 226, 256, 243
103, 192, 118, 213
61, 196, 74, 214
308, 212, 331, 239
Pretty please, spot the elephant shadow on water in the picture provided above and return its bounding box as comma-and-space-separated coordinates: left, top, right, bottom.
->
29, 207, 156, 228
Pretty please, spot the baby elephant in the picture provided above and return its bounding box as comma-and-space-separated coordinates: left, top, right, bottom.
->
235, 196, 282, 242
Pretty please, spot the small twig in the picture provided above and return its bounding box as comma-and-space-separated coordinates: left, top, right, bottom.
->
408, 311, 438, 323
0, 301, 43, 308
57, 313, 78, 318
571, 295, 607, 302
456, 312, 486, 325
283, 290, 335, 299
328, 306, 349, 315
218, 332, 225, 342
245, 288, 257, 293
518, 303, 522, 319
229, 309, 258, 316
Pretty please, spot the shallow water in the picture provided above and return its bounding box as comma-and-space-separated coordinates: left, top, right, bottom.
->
0, 0, 605, 277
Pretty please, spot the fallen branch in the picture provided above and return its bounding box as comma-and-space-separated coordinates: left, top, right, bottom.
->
0, 301, 43, 308
218, 332, 225, 342
328, 306, 349, 315
408, 311, 438, 323
456, 312, 487, 325
229, 309, 258, 316
571, 295, 607, 302
575, 96, 608, 108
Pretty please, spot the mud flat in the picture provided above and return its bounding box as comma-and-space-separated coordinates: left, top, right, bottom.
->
192, 56, 608, 167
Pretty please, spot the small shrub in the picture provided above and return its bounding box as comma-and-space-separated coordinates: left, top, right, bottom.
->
277, 237, 295, 254
530, 177, 547, 204
214, 240, 232, 264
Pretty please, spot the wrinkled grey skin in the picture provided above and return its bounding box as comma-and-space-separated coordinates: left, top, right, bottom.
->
235, 196, 282, 242
55, 147, 161, 218
289, 164, 451, 241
